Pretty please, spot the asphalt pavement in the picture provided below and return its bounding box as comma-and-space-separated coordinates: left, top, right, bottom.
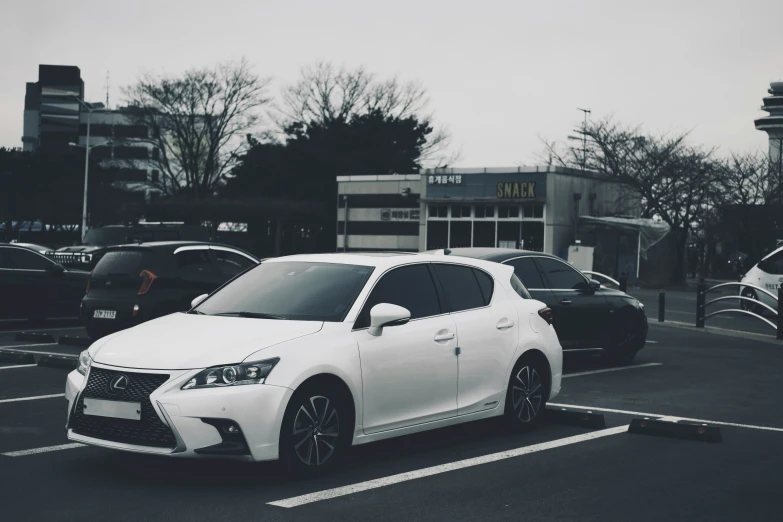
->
0, 322, 781, 521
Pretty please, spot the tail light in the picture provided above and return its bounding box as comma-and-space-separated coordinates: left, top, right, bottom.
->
85, 272, 92, 295
538, 307, 553, 325
138, 270, 157, 295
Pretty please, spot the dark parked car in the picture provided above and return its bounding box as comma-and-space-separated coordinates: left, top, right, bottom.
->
439, 248, 648, 364
0, 244, 89, 323
82, 241, 259, 339
50, 224, 211, 270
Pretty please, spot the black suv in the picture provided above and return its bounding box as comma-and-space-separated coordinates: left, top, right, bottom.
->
50, 224, 211, 271
82, 241, 259, 339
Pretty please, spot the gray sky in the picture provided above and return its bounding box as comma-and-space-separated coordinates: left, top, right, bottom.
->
2, 0, 780, 166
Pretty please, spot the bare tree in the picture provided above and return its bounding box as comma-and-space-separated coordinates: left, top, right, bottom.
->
277, 61, 458, 167
123, 58, 272, 198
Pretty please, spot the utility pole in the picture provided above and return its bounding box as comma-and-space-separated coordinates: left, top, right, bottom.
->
568, 108, 591, 170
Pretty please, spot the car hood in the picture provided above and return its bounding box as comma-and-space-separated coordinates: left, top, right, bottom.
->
90, 312, 324, 370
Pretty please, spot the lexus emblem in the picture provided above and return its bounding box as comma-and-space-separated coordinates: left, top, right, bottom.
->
108, 374, 130, 393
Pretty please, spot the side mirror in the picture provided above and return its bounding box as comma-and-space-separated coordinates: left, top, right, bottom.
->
190, 294, 209, 309
368, 303, 410, 337
47, 263, 65, 275
588, 279, 601, 291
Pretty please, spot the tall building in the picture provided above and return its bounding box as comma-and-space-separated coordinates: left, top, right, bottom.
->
755, 81, 783, 164
22, 65, 85, 152
22, 64, 161, 201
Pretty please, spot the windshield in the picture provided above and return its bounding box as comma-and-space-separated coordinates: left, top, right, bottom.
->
195, 261, 374, 322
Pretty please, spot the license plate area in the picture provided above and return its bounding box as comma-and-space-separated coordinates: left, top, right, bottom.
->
93, 310, 116, 319
83, 398, 141, 420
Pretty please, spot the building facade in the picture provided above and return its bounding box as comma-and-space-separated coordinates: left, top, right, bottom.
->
337, 166, 635, 259
22, 65, 85, 153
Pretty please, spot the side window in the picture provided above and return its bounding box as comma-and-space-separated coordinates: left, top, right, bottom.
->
506, 257, 545, 289
473, 269, 494, 306
213, 250, 256, 278
7, 248, 52, 270
510, 274, 531, 299
432, 263, 486, 312
535, 257, 587, 289
355, 264, 441, 329
175, 249, 214, 280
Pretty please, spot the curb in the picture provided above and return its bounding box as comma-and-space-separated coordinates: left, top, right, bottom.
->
58, 336, 92, 347
649, 321, 781, 346
14, 332, 56, 343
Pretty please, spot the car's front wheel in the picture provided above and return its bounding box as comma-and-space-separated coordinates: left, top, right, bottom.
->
279, 382, 351, 477
504, 355, 549, 431
740, 288, 762, 315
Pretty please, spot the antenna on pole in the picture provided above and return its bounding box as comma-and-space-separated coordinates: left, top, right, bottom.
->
105, 71, 110, 109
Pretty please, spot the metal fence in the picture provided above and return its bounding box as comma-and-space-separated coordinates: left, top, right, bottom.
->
695, 281, 782, 339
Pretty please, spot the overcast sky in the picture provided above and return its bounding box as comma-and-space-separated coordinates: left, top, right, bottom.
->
2, 0, 781, 166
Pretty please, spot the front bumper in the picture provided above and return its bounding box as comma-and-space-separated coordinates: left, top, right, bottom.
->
65, 363, 293, 461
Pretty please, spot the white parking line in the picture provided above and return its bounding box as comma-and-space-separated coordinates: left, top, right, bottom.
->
563, 362, 662, 378
0, 343, 58, 350
548, 403, 783, 433
0, 364, 37, 371
0, 393, 65, 404
268, 425, 629, 508
0, 325, 82, 334
2, 443, 86, 457
0, 348, 77, 358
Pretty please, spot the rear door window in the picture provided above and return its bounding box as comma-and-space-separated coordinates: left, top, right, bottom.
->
506, 257, 545, 289
432, 263, 486, 312
212, 250, 256, 278
0, 248, 13, 269
175, 249, 216, 281
473, 269, 494, 305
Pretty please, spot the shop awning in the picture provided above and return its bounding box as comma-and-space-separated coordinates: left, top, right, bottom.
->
578, 216, 670, 259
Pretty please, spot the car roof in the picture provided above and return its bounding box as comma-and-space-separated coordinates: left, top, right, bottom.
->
428, 247, 560, 262
105, 241, 255, 254
266, 251, 514, 277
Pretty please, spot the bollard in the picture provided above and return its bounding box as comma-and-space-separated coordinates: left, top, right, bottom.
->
777, 286, 783, 340
658, 289, 665, 322
696, 280, 706, 328
619, 273, 628, 293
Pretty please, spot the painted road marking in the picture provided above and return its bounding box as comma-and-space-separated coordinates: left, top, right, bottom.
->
2, 443, 86, 457
0, 364, 37, 371
268, 425, 629, 508
0, 325, 82, 334
549, 403, 783, 433
0, 343, 58, 350
563, 362, 662, 378
0, 393, 65, 404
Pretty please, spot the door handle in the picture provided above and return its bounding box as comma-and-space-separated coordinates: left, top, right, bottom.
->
560, 299, 572, 306
434, 330, 455, 342
496, 319, 515, 330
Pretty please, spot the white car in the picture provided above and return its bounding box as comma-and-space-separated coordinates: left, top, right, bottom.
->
739, 247, 783, 314
65, 253, 562, 475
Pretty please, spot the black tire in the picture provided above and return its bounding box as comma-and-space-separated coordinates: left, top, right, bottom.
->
604, 310, 645, 366
740, 288, 762, 315
279, 381, 352, 478
504, 354, 549, 432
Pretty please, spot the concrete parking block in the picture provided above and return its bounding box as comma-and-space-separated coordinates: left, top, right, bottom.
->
57, 336, 92, 347
628, 418, 722, 443
14, 332, 56, 343
36, 354, 78, 370
0, 351, 36, 364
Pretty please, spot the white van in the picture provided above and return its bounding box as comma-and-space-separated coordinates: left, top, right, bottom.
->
739, 247, 783, 313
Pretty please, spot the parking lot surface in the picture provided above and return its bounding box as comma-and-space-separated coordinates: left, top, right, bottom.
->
1, 323, 781, 521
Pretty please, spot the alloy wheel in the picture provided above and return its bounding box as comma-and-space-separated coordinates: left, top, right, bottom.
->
511, 366, 543, 422
292, 395, 340, 466
740, 289, 758, 313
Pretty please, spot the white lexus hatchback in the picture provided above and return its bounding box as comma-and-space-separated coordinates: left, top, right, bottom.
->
65, 252, 562, 475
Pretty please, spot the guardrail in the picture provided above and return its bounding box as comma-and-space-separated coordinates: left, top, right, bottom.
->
696, 281, 782, 339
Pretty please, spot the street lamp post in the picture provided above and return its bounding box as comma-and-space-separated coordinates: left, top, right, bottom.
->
81, 110, 91, 242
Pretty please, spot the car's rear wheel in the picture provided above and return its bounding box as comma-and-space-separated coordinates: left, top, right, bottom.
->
740, 288, 762, 315
504, 355, 549, 431
279, 382, 351, 477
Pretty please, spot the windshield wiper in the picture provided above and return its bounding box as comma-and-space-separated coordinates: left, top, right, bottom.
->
212, 311, 287, 320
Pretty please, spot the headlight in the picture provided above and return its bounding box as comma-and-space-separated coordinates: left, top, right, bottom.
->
181, 358, 280, 390
77, 351, 92, 376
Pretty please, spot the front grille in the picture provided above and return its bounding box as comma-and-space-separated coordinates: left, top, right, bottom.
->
71, 367, 176, 449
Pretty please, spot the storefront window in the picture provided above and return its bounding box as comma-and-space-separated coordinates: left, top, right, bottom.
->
475, 205, 495, 218
450, 221, 471, 247
498, 205, 520, 219
426, 221, 448, 249
451, 205, 472, 219
429, 205, 448, 218
522, 204, 544, 218
472, 221, 496, 247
